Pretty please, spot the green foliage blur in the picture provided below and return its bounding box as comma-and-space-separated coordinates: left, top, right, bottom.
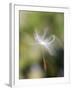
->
19, 10, 64, 79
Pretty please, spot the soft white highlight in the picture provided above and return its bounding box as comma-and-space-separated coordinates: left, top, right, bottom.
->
34, 30, 57, 56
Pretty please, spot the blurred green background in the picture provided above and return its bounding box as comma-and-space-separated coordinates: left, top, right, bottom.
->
19, 10, 64, 79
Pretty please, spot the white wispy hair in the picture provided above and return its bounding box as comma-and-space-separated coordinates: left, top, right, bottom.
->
34, 29, 58, 56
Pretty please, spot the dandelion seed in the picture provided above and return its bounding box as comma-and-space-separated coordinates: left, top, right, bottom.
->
33, 29, 57, 72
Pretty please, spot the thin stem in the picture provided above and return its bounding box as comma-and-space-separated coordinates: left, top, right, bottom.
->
43, 54, 47, 72
41, 47, 47, 72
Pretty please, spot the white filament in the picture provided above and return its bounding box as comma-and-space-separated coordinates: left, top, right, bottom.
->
34, 30, 56, 56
